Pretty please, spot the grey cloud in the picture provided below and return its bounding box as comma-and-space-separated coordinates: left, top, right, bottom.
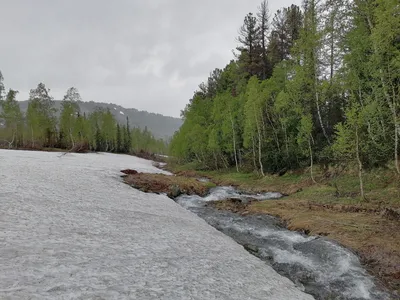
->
0, 0, 301, 117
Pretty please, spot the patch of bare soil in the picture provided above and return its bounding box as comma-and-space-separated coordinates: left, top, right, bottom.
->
122, 170, 211, 199
121, 169, 139, 175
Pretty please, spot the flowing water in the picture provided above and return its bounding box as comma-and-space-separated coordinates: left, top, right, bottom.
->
176, 187, 392, 300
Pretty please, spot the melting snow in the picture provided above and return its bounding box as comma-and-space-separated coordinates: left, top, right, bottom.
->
0, 150, 313, 300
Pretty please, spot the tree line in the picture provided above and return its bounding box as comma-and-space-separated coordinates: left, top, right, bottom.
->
0, 79, 167, 155
170, 0, 400, 197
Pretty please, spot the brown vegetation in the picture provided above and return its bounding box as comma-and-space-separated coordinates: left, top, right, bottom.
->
122, 170, 214, 199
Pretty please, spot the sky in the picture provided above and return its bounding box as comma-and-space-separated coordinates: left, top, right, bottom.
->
0, 0, 300, 118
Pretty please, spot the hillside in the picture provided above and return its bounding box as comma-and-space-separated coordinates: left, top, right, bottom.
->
17, 100, 182, 139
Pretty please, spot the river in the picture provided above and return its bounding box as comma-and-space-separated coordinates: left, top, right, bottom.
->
177, 187, 391, 300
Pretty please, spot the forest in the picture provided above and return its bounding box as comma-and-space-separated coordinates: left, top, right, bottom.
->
170, 0, 400, 197
0, 80, 168, 155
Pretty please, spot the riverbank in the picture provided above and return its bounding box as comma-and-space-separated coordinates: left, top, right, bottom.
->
129, 163, 400, 295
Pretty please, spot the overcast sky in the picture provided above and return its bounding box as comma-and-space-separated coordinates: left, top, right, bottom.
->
1, 0, 300, 118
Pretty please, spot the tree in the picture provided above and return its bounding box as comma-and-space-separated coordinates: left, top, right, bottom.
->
269, 4, 303, 65
0, 89, 23, 148
257, 0, 270, 79
73, 112, 90, 151
0, 70, 5, 100
124, 117, 132, 153
101, 109, 117, 152
244, 76, 265, 176
169, 0, 400, 187
332, 103, 367, 199
297, 114, 316, 183
60, 87, 81, 149
26, 83, 56, 148
294, 0, 332, 147
237, 13, 262, 77
116, 123, 122, 153
368, 0, 400, 173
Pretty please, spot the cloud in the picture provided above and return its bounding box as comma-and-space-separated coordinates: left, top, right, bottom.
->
0, 0, 300, 117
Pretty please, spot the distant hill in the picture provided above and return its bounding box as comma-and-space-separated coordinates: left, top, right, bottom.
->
16, 100, 183, 139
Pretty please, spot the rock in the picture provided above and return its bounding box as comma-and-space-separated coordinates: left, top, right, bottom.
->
121, 169, 138, 175
243, 244, 259, 254
278, 168, 288, 177
228, 198, 243, 204
381, 208, 400, 221
167, 185, 182, 198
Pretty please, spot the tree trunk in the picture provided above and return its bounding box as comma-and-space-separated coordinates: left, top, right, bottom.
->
309, 138, 316, 183
266, 110, 280, 152
69, 129, 75, 149
315, 87, 331, 145
195, 153, 202, 164
366, 15, 399, 174
283, 123, 289, 158
355, 126, 365, 199
213, 151, 219, 170
257, 125, 265, 176
229, 109, 239, 172
219, 152, 229, 169
254, 104, 265, 176
395, 122, 399, 174
252, 136, 258, 174
31, 126, 35, 148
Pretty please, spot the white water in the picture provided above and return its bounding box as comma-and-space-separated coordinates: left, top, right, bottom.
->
0, 150, 313, 300
177, 186, 282, 209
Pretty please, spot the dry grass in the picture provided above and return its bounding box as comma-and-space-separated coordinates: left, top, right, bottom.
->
123, 172, 215, 198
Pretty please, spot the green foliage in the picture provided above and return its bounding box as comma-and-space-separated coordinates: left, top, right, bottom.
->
0, 82, 167, 155
170, 0, 400, 191
59, 88, 81, 148
26, 83, 57, 147
0, 89, 23, 147
0, 70, 5, 100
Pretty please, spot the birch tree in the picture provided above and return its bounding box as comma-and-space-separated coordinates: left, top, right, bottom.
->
0, 89, 23, 148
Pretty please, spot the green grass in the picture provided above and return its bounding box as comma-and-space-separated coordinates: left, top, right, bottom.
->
168, 160, 400, 207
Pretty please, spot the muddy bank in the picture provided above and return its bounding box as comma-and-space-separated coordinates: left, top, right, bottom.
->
122, 170, 214, 198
